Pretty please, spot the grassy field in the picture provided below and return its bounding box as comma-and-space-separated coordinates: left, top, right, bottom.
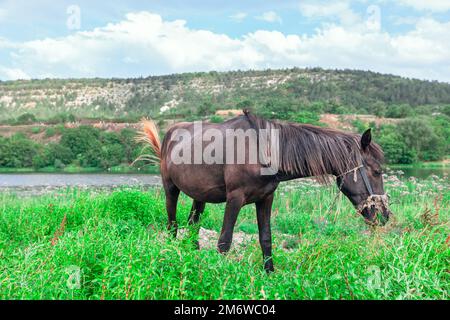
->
0, 175, 448, 300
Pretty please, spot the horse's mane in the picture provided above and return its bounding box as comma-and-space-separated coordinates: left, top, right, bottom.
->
244, 110, 384, 183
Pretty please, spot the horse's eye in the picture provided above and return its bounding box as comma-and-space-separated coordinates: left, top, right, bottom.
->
373, 169, 382, 176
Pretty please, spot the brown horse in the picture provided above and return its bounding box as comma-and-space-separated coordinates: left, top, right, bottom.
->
139, 110, 391, 272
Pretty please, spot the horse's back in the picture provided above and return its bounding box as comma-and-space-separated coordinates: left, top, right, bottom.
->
160, 120, 230, 202
160, 116, 274, 203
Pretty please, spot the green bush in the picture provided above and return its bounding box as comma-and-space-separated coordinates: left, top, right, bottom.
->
15, 113, 37, 125
45, 143, 74, 165
0, 135, 40, 167
385, 104, 413, 118
397, 118, 446, 161
429, 115, 450, 155
32, 153, 47, 169
236, 100, 253, 110
44, 127, 56, 137
372, 101, 387, 117
377, 126, 417, 164
197, 102, 216, 116
107, 189, 164, 224
291, 111, 321, 125
47, 113, 77, 124
209, 115, 224, 123
352, 119, 368, 133
54, 159, 65, 170
31, 127, 41, 134
60, 125, 101, 156
0, 125, 141, 170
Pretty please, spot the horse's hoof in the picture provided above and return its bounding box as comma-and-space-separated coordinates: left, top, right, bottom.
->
265, 266, 275, 274
264, 260, 274, 274
167, 226, 178, 238
217, 243, 231, 254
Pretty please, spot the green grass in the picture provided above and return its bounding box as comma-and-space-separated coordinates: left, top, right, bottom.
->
0, 176, 448, 300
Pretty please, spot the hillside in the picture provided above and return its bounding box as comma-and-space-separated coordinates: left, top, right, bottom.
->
1, 68, 450, 123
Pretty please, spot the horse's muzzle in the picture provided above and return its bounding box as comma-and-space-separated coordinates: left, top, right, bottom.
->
361, 206, 391, 226
358, 194, 391, 227
378, 207, 391, 226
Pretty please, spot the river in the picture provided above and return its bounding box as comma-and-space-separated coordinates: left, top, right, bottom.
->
0, 174, 161, 195
390, 167, 449, 180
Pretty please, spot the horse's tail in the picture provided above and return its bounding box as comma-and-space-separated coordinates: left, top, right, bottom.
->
134, 118, 162, 165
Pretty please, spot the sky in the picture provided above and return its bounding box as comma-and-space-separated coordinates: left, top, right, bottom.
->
0, 0, 449, 82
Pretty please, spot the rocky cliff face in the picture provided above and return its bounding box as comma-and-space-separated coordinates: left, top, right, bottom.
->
1, 68, 449, 122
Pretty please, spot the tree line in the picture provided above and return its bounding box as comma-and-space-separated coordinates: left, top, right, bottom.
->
0, 111, 448, 170
0, 126, 142, 170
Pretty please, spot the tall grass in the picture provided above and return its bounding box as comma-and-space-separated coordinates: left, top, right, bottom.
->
0, 176, 448, 300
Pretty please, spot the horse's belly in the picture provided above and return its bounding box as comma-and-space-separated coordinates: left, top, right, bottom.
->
182, 187, 227, 203
167, 163, 227, 203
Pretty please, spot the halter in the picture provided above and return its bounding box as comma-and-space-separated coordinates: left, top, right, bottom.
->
336, 157, 389, 214
354, 161, 374, 195
337, 155, 376, 195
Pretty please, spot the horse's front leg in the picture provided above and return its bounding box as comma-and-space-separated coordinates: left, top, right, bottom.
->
256, 193, 275, 273
217, 192, 244, 253
188, 200, 205, 249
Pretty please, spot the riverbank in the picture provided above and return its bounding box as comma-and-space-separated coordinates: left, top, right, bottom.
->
389, 158, 450, 169
0, 173, 161, 189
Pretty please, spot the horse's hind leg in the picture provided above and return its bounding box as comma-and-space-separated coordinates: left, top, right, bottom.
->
164, 181, 180, 238
188, 201, 205, 225
188, 200, 205, 249
256, 193, 275, 273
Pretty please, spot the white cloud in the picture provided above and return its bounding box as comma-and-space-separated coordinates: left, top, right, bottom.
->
390, 15, 419, 26
1, 11, 449, 82
299, 1, 361, 26
256, 11, 282, 24
0, 66, 30, 80
396, 0, 450, 12
3, 12, 258, 77
229, 12, 247, 22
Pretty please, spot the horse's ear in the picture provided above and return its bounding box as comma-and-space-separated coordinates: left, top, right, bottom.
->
361, 128, 372, 151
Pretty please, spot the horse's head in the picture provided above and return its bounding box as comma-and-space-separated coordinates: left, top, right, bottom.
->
337, 129, 392, 226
